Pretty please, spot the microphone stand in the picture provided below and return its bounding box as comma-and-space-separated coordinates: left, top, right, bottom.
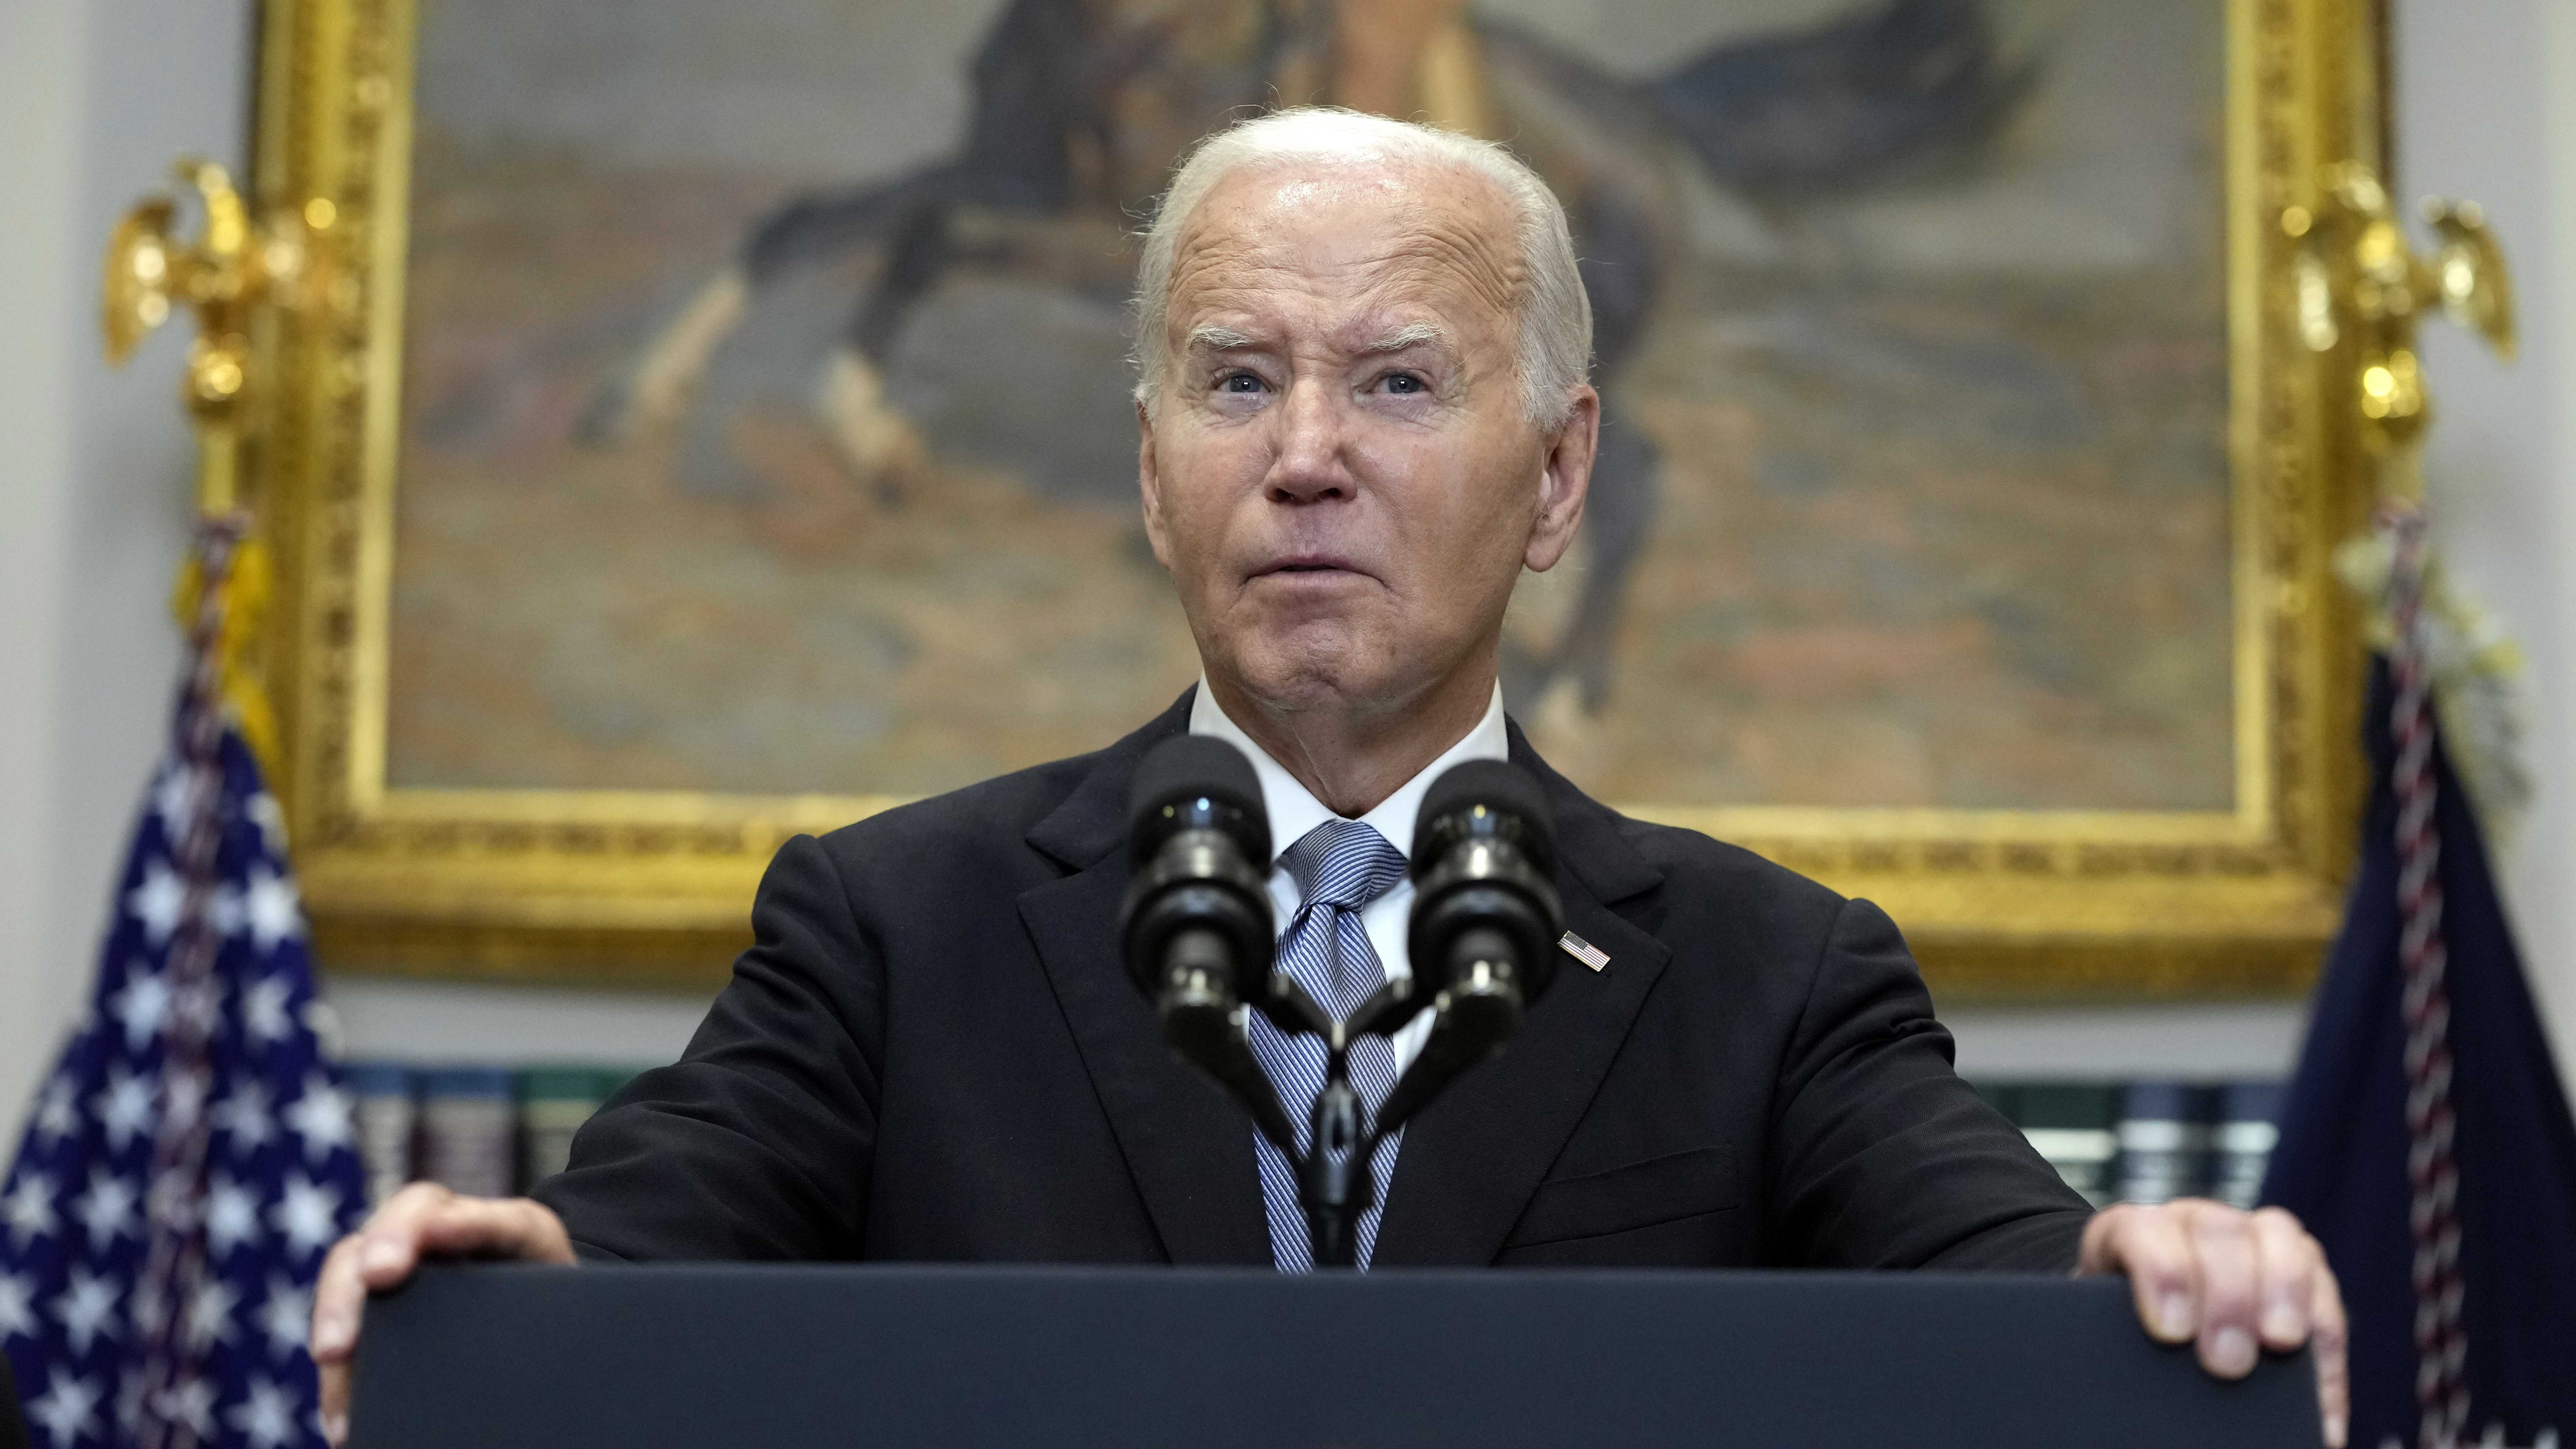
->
1228, 960, 1535, 1269
1302, 1040, 1372, 1269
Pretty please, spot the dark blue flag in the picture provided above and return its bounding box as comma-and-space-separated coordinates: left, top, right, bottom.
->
2265, 657, 2576, 1448
2, 523, 365, 1449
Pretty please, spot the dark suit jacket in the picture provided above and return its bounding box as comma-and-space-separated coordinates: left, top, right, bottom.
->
539, 691, 2091, 1269
0, 1348, 29, 1449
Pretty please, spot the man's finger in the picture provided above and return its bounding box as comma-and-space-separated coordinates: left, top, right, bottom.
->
409, 1194, 577, 1265
2080, 1202, 2201, 1344
310, 1230, 368, 1364
313, 1182, 458, 1444
318, 1358, 351, 1449
311, 1232, 369, 1448
2249, 1207, 2317, 1350
2188, 1201, 2263, 1378
341, 1182, 449, 1297
2310, 1256, 2351, 1448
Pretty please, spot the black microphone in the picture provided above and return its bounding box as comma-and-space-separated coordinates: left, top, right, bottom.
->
1117, 735, 1296, 1148
1379, 759, 1561, 1130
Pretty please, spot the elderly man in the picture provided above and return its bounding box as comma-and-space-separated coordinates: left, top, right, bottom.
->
312, 108, 2348, 1445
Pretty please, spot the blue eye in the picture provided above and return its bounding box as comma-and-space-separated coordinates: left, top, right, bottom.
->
1384, 373, 1423, 394
1221, 372, 1264, 393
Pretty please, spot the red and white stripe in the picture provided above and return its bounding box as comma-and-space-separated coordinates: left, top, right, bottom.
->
131, 513, 247, 1449
2384, 502, 2471, 1449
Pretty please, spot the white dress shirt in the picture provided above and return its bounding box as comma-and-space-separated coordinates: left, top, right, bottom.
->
1187, 678, 1511, 1071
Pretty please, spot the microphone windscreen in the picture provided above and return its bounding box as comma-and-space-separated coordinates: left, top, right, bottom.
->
1127, 734, 1270, 855
1414, 760, 1553, 870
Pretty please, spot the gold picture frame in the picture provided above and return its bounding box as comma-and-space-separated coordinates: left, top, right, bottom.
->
236, 0, 2390, 997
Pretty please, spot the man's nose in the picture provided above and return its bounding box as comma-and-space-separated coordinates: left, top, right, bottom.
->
1264, 378, 1354, 505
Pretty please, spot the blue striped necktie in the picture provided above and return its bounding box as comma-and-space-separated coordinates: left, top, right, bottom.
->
1248, 818, 1409, 1270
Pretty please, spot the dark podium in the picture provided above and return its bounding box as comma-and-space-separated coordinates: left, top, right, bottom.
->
351, 1264, 2317, 1448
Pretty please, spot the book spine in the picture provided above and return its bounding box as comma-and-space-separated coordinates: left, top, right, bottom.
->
516, 1067, 616, 1192
346, 1060, 417, 1209
419, 1066, 517, 1199
2005, 1082, 2121, 1209
2114, 1081, 2216, 1204
2209, 1080, 2284, 1210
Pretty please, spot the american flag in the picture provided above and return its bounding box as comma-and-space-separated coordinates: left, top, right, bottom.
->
2, 519, 365, 1449
2262, 505, 2576, 1446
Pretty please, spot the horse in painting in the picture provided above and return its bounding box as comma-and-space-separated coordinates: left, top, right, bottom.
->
580, 0, 2031, 715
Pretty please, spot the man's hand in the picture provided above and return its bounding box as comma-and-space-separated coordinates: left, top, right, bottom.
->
2078, 1198, 2348, 1447
309, 1182, 577, 1446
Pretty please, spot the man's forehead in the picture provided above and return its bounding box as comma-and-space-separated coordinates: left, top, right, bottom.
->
1166, 160, 1523, 327
1185, 315, 1456, 360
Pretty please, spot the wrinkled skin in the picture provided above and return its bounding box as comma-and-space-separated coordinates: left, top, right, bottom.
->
1139, 159, 1592, 815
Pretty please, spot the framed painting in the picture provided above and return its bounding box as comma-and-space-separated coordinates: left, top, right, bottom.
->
238, 0, 2389, 994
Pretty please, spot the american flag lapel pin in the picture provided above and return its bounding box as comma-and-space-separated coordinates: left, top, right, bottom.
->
1558, 930, 1610, 972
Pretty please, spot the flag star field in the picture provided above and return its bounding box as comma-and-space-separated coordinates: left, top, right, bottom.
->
3, 717, 364, 1448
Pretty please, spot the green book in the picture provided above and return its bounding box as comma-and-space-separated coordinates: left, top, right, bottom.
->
516, 1067, 614, 1193
2010, 1082, 2122, 1209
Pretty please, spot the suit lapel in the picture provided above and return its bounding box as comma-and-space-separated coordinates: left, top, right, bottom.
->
1019, 691, 1272, 1265
1372, 723, 1671, 1266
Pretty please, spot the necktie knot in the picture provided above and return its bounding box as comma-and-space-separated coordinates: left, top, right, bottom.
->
1280, 819, 1407, 914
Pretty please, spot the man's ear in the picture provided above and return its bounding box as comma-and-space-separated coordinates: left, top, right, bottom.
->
1523, 386, 1598, 573
1137, 397, 1174, 570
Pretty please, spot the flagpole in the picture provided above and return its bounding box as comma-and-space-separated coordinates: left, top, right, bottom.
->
194, 425, 238, 520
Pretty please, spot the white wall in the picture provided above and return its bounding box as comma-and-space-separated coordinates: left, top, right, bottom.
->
2396, 0, 2576, 1088
325, 977, 711, 1067
0, 0, 239, 1135
0, 0, 97, 1132
1942, 1001, 2306, 1082
3, 3, 2571, 1139
57, 0, 253, 978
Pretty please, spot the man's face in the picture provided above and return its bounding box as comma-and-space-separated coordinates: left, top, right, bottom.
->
1139, 160, 1593, 720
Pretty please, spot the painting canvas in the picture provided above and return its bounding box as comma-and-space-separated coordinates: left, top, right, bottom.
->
390, 0, 2230, 814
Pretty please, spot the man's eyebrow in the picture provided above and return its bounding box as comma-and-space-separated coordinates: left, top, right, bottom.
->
1186, 325, 1258, 352
1361, 322, 1449, 354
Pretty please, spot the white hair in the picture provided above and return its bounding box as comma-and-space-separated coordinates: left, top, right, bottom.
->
1130, 107, 1593, 432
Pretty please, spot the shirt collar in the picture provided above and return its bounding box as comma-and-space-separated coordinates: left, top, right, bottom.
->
1188, 677, 1510, 864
